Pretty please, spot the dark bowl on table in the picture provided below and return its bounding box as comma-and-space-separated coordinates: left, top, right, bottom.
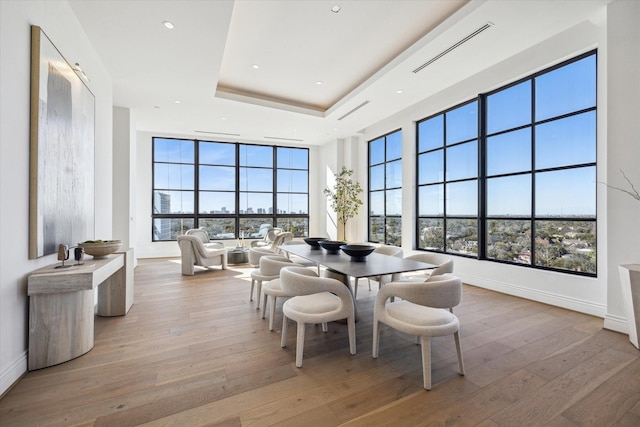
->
318, 239, 346, 254
340, 244, 376, 261
303, 237, 328, 249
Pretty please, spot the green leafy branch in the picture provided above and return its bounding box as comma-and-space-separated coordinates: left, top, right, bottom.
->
323, 167, 363, 240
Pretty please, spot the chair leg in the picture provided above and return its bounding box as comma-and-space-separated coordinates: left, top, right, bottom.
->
321, 322, 328, 332
295, 321, 305, 368
261, 293, 268, 318
454, 330, 465, 376
420, 336, 432, 390
250, 279, 255, 301
372, 319, 380, 358
268, 296, 277, 331
347, 316, 356, 355
354, 278, 358, 299
255, 280, 262, 309
281, 316, 288, 348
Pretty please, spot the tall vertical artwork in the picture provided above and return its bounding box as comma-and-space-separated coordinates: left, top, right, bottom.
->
29, 26, 95, 258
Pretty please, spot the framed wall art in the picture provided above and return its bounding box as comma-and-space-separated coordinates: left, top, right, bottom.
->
29, 25, 95, 258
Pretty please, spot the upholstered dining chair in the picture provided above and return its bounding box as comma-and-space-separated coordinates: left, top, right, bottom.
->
250, 254, 299, 303
251, 227, 283, 248
372, 274, 465, 390
259, 256, 303, 330
177, 234, 227, 276
393, 253, 454, 283
353, 245, 404, 299
279, 267, 356, 368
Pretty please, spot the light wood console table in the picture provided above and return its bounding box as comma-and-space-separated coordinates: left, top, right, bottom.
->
27, 249, 134, 370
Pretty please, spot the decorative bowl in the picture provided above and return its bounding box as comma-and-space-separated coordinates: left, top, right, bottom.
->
78, 240, 122, 258
340, 244, 376, 261
303, 237, 328, 249
318, 239, 345, 254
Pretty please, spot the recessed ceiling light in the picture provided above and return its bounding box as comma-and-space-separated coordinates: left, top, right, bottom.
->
316, 81, 323, 85
396, 89, 404, 94
163, 21, 175, 29
174, 100, 181, 104
252, 64, 260, 69
331, 5, 341, 13
221, 117, 227, 120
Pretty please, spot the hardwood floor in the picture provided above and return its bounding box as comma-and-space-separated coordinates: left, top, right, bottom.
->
1, 257, 639, 426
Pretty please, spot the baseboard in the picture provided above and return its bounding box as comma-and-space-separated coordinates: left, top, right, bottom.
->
456, 273, 607, 318
0, 351, 27, 397
604, 313, 628, 334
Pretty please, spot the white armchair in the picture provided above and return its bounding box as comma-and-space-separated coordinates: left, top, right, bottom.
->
177, 231, 227, 276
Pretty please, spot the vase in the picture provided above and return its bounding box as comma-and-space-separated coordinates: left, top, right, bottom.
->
618, 264, 640, 349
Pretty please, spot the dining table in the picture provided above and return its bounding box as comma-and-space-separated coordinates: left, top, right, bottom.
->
278, 244, 436, 320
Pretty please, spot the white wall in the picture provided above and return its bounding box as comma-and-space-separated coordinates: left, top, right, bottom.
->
355, 14, 612, 317
0, 0, 112, 395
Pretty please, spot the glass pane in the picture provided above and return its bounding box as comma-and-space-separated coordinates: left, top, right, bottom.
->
418, 150, 444, 184
386, 160, 402, 188
418, 184, 444, 216
486, 128, 531, 176
154, 190, 193, 214
369, 137, 385, 165
535, 167, 595, 217
419, 218, 444, 250
199, 141, 235, 165
199, 165, 235, 191
153, 218, 193, 241
446, 141, 477, 181
154, 138, 194, 163
487, 219, 531, 264
277, 193, 308, 214
386, 130, 403, 161
536, 55, 596, 121
385, 189, 402, 215
446, 101, 478, 144
369, 191, 384, 216
385, 216, 402, 246
239, 167, 272, 192
154, 163, 194, 190
534, 220, 596, 274
198, 218, 235, 239
418, 114, 444, 152
239, 144, 272, 167
277, 147, 308, 169
240, 218, 273, 239
240, 192, 273, 214
199, 191, 235, 214
277, 170, 308, 193
536, 111, 596, 170
487, 175, 531, 217
369, 164, 384, 191
277, 217, 309, 237
487, 80, 531, 134
369, 217, 385, 243
446, 180, 477, 216
446, 219, 478, 255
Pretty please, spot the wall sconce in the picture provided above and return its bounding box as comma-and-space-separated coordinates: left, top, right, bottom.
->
71, 62, 90, 82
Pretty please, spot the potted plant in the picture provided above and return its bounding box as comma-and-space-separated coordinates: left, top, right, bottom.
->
324, 167, 363, 241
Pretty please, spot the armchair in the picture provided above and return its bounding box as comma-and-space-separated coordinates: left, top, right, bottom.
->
177, 232, 227, 276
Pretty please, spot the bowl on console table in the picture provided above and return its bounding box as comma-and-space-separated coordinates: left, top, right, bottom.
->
78, 240, 122, 258
318, 239, 346, 254
340, 244, 376, 261
303, 237, 328, 249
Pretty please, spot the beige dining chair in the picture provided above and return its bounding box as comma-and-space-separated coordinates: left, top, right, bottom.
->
280, 266, 356, 368
372, 274, 465, 390
394, 253, 454, 283
259, 256, 304, 330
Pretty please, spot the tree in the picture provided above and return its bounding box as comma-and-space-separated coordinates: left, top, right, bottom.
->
323, 167, 363, 241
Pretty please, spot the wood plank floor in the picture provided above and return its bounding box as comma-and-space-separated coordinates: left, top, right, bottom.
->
1, 257, 639, 426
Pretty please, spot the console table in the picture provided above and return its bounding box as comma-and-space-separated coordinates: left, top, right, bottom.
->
27, 249, 134, 370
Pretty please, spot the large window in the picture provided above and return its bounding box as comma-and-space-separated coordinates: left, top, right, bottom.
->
368, 129, 402, 245
153, 140, 309, 240
416, 51, 597, 276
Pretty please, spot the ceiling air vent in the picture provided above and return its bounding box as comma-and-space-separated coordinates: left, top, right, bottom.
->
263, 136, 304, 142
337, 100, 370, 121
194, 130, 241, 137
412, 22, 493, 74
